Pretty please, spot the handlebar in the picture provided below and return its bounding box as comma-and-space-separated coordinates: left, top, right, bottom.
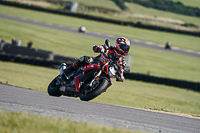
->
101, 51, 120, 69
101, 52, 122, 76
102, 52, 108, 59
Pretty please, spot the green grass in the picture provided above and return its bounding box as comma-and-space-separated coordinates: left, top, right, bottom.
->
70, 0, 200, 9
0, 5, 200, 52
125, 2, 200, 26
1, 18, 200, 82
93, 79, 200, 116
0, 17, 200, 82
68, 0, 121, 11
172, 0, 200, 8
132, 45, 200, 82
0, 61, 57, 92
72, 0, 200, 21
0, 61, 200, 116
0, 18, 102, 58
0, 110, 136, 133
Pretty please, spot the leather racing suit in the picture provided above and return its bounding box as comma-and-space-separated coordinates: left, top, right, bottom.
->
63, 44, 127, 82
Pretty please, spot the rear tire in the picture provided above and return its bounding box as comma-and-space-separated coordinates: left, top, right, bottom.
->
47, 76, 62, 97
79, 78, 109, 101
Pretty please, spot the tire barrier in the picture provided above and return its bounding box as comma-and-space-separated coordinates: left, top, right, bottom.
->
0, 53, 199, 91
0, 0, 200, 37
0, 53, 73, 68
0, 43, 75, 63
1, 43, 53, 60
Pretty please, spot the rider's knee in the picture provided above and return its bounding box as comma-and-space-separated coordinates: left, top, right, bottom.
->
84, 56, 93, 64
76, 56, 93, 66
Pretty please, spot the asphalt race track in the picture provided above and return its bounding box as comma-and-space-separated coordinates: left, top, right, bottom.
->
0, 84, 200, 133
0, 14, 200, 58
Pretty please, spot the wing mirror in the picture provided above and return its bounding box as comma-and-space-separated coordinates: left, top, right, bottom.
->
104, 39, 111, 50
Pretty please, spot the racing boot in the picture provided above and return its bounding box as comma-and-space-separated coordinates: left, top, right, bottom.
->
61, 56, 93, 81
59, 63, 74, 83
63, 65, 75, 75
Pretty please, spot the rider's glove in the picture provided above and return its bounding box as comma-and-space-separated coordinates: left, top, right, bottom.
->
116, 74, 125, 82
98, 46, 105, 53
122, 60, 126, 68
124, 67, 130, 73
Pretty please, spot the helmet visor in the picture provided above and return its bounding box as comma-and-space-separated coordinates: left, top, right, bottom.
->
120, 44, 130, 54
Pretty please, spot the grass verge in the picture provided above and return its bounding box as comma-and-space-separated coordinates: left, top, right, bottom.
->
0, 110, 136, 133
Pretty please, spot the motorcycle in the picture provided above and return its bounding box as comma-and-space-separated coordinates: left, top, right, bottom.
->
47, 40, 129, 101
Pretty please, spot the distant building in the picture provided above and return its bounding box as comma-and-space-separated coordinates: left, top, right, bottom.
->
65, 1, 79, 12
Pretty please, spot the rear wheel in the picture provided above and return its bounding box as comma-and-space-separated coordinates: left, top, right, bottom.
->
79, 78, 109, 101
47, 75, 62, 97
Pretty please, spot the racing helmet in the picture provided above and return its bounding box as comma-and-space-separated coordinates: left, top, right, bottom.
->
114, 37, 130, 55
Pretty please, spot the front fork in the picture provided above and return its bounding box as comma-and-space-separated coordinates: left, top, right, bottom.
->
87, 61, 109, 88
88, 69, 102, 87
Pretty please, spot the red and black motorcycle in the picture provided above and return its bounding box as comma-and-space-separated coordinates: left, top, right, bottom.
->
47, 41, 128, 101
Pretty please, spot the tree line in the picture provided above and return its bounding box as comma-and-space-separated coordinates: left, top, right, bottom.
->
112, 0, 200, 17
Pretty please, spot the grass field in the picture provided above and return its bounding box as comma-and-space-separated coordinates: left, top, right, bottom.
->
69, 0, 121, 11
6, 0, 200, 35
70, 0, 200, 9
125, 2, 200, 26
0, 110, 136, 133
172, 0, 200, 8
0, 16, 200, 82
51, 0, 200, 23
0, 5, 200, 52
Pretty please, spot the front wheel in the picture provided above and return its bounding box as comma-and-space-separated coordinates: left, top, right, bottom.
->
79, 78, 110, 101
47, 75, 62, 97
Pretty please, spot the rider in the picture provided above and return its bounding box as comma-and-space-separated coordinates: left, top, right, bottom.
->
61, 37, 130, 82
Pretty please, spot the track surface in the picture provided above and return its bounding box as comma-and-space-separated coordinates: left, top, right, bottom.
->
0, 84, 200, 133
0, 14, 200, 58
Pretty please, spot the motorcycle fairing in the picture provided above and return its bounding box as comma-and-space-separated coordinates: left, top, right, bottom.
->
104, 65, 109, 75
82, 64, 100, 75
72, 65, 100, 93
74, 76, 80, 93
79, 69, 99, 86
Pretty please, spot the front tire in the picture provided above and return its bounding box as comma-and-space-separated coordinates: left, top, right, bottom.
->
79, 78, 109, 101
47, 75, 62, 97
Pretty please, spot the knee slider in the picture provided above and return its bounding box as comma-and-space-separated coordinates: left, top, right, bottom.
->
78, 56, 85, 63
76, 56, 93, 67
